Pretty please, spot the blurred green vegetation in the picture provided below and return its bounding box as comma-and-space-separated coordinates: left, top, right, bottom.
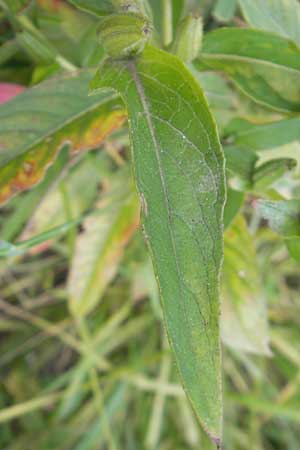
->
0, 1, 300, 449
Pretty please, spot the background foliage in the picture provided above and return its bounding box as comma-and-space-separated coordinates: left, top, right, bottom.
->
0, 0, 300, 449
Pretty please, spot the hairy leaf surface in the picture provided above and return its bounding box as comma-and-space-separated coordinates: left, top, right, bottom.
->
195, 28, 300, 112
91, 45, 225, 443
0, 72, 126, 206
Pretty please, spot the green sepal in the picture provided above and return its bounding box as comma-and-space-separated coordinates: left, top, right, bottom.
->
98, 13, 152, 59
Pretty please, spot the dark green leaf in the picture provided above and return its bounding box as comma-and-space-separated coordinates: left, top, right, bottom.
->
195, 28, 300, 112
91, 44, 225, 444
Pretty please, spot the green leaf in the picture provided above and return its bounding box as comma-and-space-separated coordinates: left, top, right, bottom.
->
239, 0, 300, 45
225, 146, 258, 191
68, 170, 140, 317
223, 188, 244, 230
286, 237, 300, 262
213, 0, 237, 22
0, 0, 31, 14
68, 0, 152, 17
20, 154, 107, 240
0, 220, 80, 258
0, 146, 70, 242
0, 71, 126, 206
195, 28, 300, 112
67, 0, 114, 16
224, 117, 300, 151
256, 199, 300, 237
91, 45, 225, 444
253, 158, 296, 190
222, 216, 270, 355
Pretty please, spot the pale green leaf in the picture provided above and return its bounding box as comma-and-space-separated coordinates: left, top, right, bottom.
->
239, 0, 300, 45
68, 171, 140, 317
224, 117, 300, 151
91, 44, 225, 444
20, 155, 108, 240
195, 28, 300, 112
256, 199, 300, 237
213, 0, 237, 22
286, 237, 300, 262
222, 216, 270, 355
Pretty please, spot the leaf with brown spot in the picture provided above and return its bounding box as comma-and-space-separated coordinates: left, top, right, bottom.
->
0, 71, 126, 206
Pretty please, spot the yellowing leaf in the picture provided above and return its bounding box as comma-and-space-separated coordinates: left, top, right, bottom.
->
0, 71, 126, 206
68, 171, 140, 317
222, 216, 270, 355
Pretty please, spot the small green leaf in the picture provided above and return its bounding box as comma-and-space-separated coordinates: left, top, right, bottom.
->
222, 216, 270, 355
68, 171, 140, 317
224, 117, 300, 151
0, 71, 126, 206
223, 188, 245, 230
91, 44, 225, 444
225, 146, 258, 191
253, 158, 296, 190
195, 28, 300, 112
256, 199, 300, 237
239, 0, 300, 45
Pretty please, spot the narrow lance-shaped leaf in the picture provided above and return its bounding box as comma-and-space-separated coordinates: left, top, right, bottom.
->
195, 28, 300, 112
91, 45, 226, 444
0, 71, 126, 206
